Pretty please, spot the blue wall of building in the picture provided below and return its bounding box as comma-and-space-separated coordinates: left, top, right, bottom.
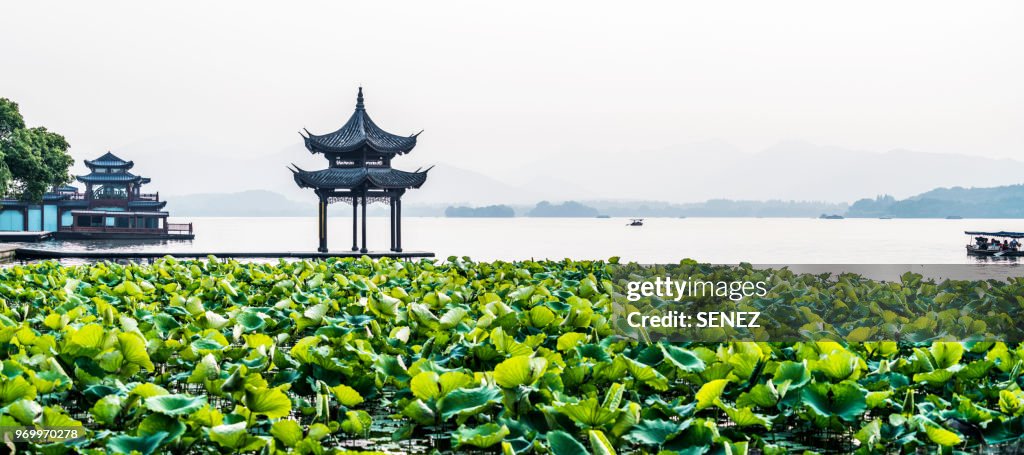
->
43, 205, 58, 231
0, 206, 63, 231
0, 210, 23, 231
27, 208, 42, 231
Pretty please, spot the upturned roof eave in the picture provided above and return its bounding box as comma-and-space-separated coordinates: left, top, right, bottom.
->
84, 151, 134, 169
303, 136, 417, 155
84, 160, 135, 169
300, 88, 419, 156
75, 174, 144, 184
290, 167, 429, 190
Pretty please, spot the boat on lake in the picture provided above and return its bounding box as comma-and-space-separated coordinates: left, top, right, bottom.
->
628, 218, 643, 226
965, 231, 1024, 257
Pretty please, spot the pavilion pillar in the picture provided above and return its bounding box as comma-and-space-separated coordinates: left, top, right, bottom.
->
395, 198, 403, 252
360, 192, 368, 254
317, 194, 328, 253
351, 196, 359, 251
389, 197, 396, 251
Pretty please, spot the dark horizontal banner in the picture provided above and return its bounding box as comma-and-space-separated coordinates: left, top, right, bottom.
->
609, 262, 1024, 343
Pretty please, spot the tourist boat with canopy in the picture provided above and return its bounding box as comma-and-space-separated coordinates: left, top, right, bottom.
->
965, 231, 1024, 257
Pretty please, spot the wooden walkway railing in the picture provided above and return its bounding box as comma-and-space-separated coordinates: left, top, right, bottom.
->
167, 223, 192, 235
57, 223, 193, 235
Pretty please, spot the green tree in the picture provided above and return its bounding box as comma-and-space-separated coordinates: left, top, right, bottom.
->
0, 98, 73, 202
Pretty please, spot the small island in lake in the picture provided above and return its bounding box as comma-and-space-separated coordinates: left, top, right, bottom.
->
445, 205, 515, 217
527, 201, 600, 217
847, 185, 1024, 218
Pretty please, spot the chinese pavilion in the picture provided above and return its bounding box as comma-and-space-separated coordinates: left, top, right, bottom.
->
291, 88, 430, 253
77, 152, 161, 206
0, 151, 193, 239
65, 151, 193, 239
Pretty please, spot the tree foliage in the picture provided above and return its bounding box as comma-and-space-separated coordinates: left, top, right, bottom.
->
0, 98, 74, 202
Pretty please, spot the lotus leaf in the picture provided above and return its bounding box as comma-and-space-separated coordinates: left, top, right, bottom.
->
454, 422, 510, 448
244, 386, 292, 419
144, 394, 207, 416
494, 355, 547, 389
270, 418, 303, 447
107, 432, 168, 455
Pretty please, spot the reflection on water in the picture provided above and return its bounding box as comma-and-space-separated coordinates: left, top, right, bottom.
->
34, 239, 196, 251
16, 216, 1024, 264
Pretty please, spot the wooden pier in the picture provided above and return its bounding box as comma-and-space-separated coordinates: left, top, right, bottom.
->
10, 248, 434, 262
0, 231, 53, 242
0, 245, 20, 262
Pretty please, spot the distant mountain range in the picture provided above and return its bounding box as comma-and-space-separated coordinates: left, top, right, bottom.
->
164, 192, 850, 218
164, 190, 312, 217
92, 137, 586, 207
88, 135, 1024, 206
164, 190, 449, 217
166, 184, 1024, 219
846, 185, 1024, 218
103, 134, 1024, 217
508, 140, 1024, 203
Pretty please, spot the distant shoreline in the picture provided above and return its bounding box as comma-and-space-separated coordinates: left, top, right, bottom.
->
165, 182, 1024, 219
166, 215, 1024, 220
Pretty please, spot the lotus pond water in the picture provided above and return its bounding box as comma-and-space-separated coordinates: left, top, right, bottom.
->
0, 257, 1023, 454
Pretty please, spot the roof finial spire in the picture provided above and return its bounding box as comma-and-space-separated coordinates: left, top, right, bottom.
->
356, 86, 364, 110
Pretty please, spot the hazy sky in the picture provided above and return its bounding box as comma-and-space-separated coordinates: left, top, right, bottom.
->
2, 1, 1022, 199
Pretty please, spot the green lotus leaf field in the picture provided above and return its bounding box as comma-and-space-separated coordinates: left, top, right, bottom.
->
0, 256, 1023, 454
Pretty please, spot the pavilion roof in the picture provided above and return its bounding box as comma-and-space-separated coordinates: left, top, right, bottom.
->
71, 210, 168, 217
301, 88, 420, 155
128, 200, 167, 209
85, 151, 134, 169
76, 171, 145, 184
290, 166, 430, 190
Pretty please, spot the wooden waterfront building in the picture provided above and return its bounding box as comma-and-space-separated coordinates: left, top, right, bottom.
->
65, 152, 193, 239
77, 152, 163, 210
291, 88, 430, 253
0, 151, 193, 240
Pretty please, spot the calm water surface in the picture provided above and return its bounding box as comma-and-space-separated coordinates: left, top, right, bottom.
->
22, 216, 1024, 264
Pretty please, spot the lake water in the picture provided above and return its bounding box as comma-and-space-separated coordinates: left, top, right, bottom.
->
22, 216, 1024, 264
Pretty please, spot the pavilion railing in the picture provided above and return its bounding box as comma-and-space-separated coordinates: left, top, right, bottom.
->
88, 198, 130, 206
58, 223, 193, 236
93, 193, 129, 200
167, 223, 193, 235
59, 226, 167, 234
54, 192, 161, 201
